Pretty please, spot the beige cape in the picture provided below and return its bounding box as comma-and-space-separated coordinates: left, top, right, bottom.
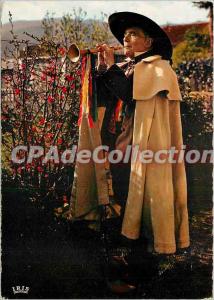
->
69, 112, 109, 226
70, 55, 190, 253
121, 55, 190, 253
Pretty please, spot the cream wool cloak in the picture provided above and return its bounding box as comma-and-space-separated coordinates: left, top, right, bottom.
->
69, 56, 109, 226
121, 55, 190, 253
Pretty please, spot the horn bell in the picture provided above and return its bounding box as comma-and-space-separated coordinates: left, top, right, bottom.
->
67, 43, 80, 63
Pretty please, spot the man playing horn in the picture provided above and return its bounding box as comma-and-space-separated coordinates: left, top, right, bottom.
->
95, 11, 190, 293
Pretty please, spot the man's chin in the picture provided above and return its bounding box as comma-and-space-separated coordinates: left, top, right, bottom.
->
124, 48, 134, 58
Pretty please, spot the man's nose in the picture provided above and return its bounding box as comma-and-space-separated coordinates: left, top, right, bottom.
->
123, 34, 130, 42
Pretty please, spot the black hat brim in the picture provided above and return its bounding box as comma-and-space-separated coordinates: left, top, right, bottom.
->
108, 12, 172, 60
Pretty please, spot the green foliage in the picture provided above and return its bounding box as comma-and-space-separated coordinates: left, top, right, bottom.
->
90, 12, 114, 47
193, 1, 213, 10
41, 11, 57, 41
185, 27, 210, 48
173, 26, 211, 66
41, 8, 113, 50
181, 93, 213, 148
42, 8, 90, 48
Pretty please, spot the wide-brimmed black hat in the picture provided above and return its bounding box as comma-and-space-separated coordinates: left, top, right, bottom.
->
108, 12, 172, 60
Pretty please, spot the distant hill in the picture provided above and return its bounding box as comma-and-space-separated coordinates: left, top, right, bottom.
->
1, 18, 209, 55
1, 20, 45, 55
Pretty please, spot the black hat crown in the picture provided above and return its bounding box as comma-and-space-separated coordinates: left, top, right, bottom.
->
108, 12, 172, 60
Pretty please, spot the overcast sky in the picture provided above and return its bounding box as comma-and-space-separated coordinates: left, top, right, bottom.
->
1, 0, 209, 26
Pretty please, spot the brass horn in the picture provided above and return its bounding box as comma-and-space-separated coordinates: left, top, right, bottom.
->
67, 43, 123, 63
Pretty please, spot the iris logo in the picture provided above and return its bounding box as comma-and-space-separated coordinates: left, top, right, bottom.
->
12, 286, 30, 294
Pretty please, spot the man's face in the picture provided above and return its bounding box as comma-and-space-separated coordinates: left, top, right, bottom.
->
123, 27, 153, 58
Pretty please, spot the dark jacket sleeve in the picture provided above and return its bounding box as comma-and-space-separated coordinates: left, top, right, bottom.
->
96, 64, 133, 106
96, 71, 115, 107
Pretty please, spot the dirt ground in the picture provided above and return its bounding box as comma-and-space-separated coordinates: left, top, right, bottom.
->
1, 163, 212, 299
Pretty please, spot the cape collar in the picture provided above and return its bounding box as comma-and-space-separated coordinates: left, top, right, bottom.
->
141, 55, 162, 63
125, 50, 162, 64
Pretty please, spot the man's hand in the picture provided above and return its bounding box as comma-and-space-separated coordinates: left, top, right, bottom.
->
96, 43, 115, 69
